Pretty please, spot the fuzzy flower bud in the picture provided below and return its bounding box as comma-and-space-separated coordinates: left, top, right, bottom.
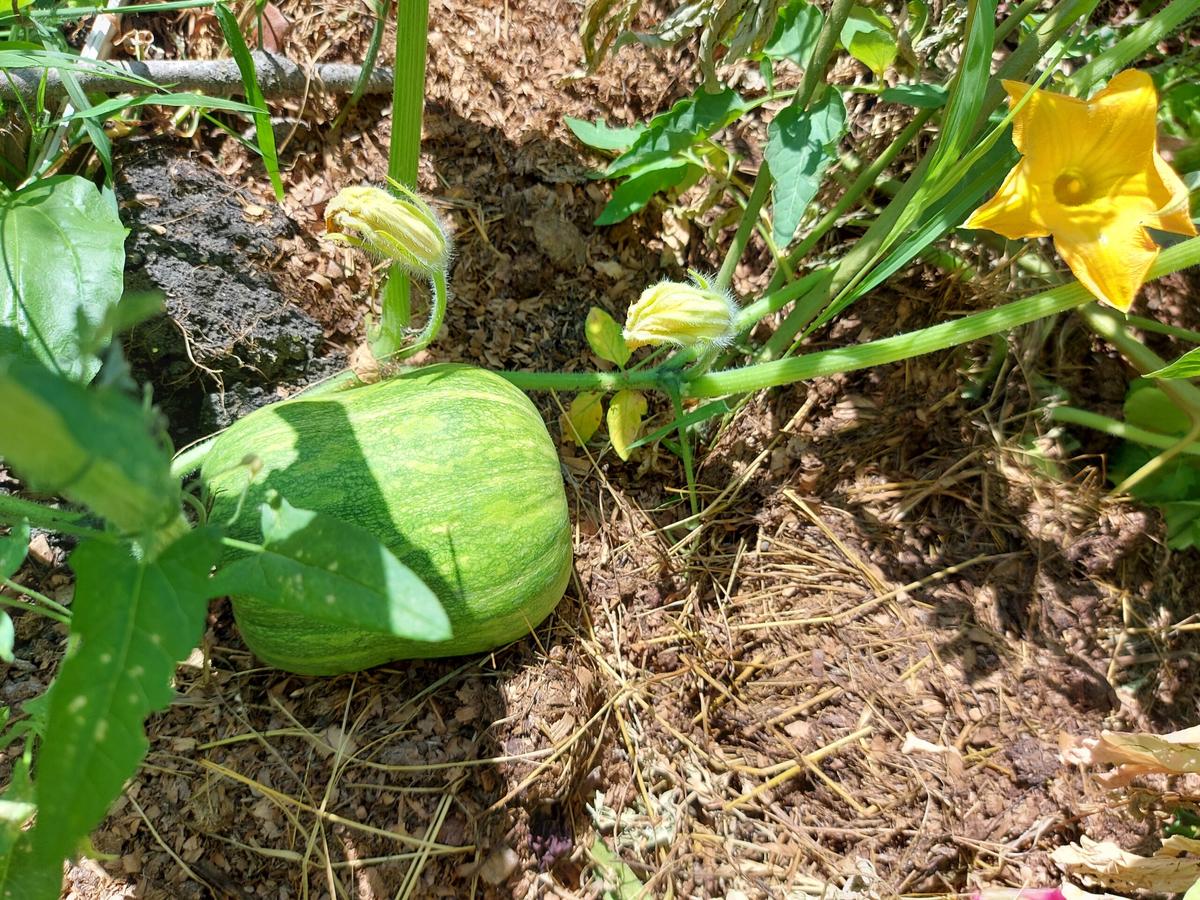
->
622, 273, 737, 351
325, 183, 450, 276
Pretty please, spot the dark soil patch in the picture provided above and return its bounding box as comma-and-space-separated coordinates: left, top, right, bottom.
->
118, 141, 344, 443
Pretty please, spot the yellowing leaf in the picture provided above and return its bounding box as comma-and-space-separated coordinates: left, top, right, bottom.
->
839, 6, 896, 79
585, 306, 632, 366
607, 390, 647, 461
563, 392, 604, 445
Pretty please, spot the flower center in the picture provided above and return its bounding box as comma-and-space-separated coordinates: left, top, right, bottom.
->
1053, 171, 1091, 206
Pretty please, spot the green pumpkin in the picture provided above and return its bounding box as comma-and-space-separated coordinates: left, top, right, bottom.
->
201, 365, 572, 675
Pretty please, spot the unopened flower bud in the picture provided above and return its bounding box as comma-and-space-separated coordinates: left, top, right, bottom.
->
325, 183, 450, 276
622, 274, 737, 350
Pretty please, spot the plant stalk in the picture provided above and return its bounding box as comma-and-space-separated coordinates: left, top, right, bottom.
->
716, 167, 772, 290
377, 0, 432, 355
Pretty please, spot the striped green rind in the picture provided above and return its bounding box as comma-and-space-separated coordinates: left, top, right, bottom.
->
201, 364, 572, 675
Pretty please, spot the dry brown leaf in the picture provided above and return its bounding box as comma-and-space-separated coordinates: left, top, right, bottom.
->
1052, 836, 1200, 892
1060, 726, 1200, 786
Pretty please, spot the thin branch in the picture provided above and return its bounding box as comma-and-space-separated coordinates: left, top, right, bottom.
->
0, 51, 392, 102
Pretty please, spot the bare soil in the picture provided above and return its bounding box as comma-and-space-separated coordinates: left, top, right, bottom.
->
3, 2, 1199, 899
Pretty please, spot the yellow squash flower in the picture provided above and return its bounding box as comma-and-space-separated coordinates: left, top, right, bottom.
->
965, 69, 1195, 311
325, 183, 450, 277
623, 273, 738, 351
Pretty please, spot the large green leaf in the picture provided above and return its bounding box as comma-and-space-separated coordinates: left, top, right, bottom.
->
766, 90, 846, 247
2, 530, 224, 900
762, 0, 822, 65
0, 176, 125, 381
1124, 381, 1191, 436
0, 358, 179, 534
606, 88, 750, 178
215, 494, 451, 642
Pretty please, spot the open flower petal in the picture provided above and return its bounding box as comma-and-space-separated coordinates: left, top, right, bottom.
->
1053, 209, 1159, 312
963, 163, 1049, 239
1146, 152, 1198, 236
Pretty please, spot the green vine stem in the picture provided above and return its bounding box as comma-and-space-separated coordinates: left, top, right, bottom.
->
500, 235, 1200, 397
716, 168, 772, 291
795, 0, 855, 111
2, 577, 72, 620
17, 0, 214, 18
0, 588, 71, 625
1123, 314, 1200, 345
668, 384, 700, 517
0, 493, 108, 540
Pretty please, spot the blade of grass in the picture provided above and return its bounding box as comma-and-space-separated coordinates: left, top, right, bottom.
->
213, 0, 283, 202
58, 91, 259, 122
331, 0, 388, 133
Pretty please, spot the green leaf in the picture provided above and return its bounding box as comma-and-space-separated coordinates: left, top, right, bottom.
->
1148, 347, 1200, 381
766, 90, 846, 247
881, 83, 948, 108
61, 92, 261, 124
762, 0, 822, 65
1165, 502, 1200, 551
1125, 382, 1191, 436
839, 6, 897, 79
213, 2, 284, 202
906, 0, 930, 42
11, 529, 224, 897
596, 160, 692, 225
0, 175, 126, 382
589, 838, 645, 900
0, 612, 12, 665
1184, 876, 1200, 900
606, 88, 749, 178
0, 358, 179, 535
565, 116, 646, 152
0, 520, 29, 580
585, 307, 632, 366
215, 494, 451, 642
